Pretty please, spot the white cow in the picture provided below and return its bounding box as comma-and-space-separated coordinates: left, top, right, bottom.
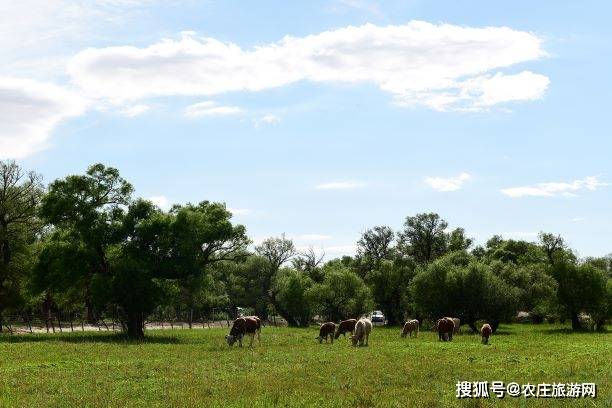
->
351, 318, 372, 347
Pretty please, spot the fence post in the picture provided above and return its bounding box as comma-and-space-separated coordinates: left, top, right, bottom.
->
26, 312, 33, 334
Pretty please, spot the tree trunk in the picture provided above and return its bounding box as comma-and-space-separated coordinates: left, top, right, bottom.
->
125, 313, 145, 339
385, 308, 399, 326
571, 312, 580, 331
490, 320, 500, 333
85, 299, 96, 324
595, 319, 606, 332
268, 294, 299, 327
466, 318, 478, 333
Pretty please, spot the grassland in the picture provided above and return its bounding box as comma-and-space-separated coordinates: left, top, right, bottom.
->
0, 324, 609, 407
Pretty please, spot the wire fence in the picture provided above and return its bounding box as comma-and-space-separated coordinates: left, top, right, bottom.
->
0, 310, 286, 335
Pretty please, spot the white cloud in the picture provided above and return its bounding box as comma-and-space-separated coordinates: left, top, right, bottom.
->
184, 101, 243, 117
424, 172, 471, 192
120, 104, 151, 117
148, 195, 170, 210
67, 21, 548, 111
228, 207, 251, 216
572, 217, 585, 222
299, 234, 332, 241
315, 181, 367, 190
0, 77, 86, 159
0, 1, 159, 78
254, 114, 281, 128
501, 176, 609, 198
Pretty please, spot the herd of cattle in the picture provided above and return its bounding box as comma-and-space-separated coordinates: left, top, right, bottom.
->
225, 315, 493, 348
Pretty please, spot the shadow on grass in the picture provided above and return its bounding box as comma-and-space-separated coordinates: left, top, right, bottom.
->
0, 332, 180, 344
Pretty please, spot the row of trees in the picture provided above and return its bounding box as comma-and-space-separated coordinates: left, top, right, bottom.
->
0, 161, 610, 338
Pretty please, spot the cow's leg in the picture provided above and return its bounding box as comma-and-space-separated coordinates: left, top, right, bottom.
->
449, 332, 453, 341
257, 328, 261, 345
238, 336, 243, 347
249, 333, 255, 347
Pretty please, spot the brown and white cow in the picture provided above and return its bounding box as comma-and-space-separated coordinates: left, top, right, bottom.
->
480, 323, 492, 345
431, 317, 460, 335
226, 316, 261, 347
449, 317, 460, 334
401, 319, 419, 338
316, 322, 336, 344
436, 317, 455, 342
334, 319, 357, 339
351, 318, 372, 347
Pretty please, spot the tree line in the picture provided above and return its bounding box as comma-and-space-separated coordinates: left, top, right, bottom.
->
0, 161, 610, 338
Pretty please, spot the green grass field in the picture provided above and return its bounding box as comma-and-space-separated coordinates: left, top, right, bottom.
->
0, 324, 609, 407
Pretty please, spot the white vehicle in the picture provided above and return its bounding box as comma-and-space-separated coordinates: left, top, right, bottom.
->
371, 310, 385, 324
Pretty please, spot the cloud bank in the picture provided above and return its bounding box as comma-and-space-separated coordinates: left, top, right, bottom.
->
501, 176, 609, 198
68, 21, 549, 111
0, 77, 85, 159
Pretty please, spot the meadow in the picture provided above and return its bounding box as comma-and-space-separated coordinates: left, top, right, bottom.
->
0, 324, 609, 407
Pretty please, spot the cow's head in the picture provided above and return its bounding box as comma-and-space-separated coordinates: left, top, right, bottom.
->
315, 336, 323, 344
225, 334, 237, 346
350, 335, 359, 347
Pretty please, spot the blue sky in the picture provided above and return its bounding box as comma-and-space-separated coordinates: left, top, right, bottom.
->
1, 1, 611, 257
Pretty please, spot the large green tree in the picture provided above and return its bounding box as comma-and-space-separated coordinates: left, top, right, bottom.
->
411, 254, 520, 332
356, 226, 395, 273
552, 262, 609, 331
306, 264, 373, 322
255, 235, 301, 325
0, 161, 43, 330
37, 164, 249, 338
38, 163, 133, 322
163, 202, 250, 327
366, 259, 416, 326
397, 213, 448, 264
274, 268, 314, 327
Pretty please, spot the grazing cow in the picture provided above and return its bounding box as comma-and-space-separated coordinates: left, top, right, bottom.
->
401, 319, 419, 338
436, 317, 455, 342
351, 318, 372, 347
481, 323, 492, 345
334, 319, 358, 339
316, 322, 336, 344
449, 317, 460, 334
431, 317, 460, 335
226, 316, 261, 347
